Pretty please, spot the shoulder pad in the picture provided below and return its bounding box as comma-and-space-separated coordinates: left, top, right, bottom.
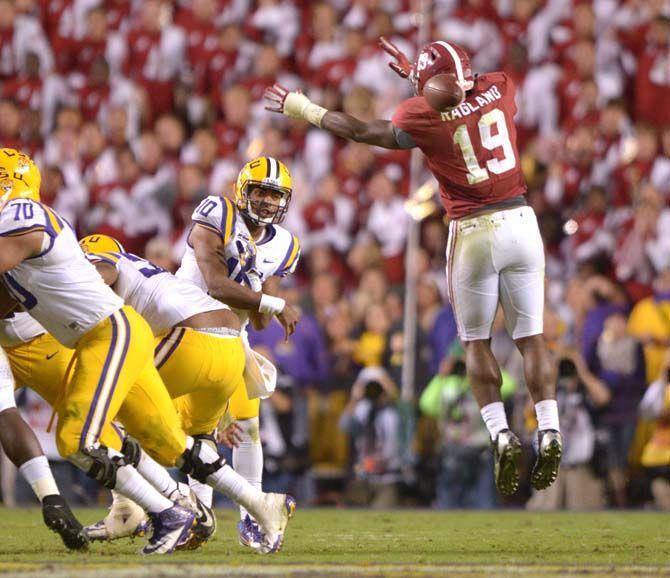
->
191, 196, 237, 244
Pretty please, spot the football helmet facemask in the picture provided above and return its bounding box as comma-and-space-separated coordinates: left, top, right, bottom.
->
235, 157, 292, 226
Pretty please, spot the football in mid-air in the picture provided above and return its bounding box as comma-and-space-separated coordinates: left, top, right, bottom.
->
422, 73, 465, 112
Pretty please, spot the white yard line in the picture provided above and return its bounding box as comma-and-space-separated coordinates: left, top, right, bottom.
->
2, 564, 670, 578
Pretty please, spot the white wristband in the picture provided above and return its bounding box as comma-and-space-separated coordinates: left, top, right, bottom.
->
259, 294, 286, 316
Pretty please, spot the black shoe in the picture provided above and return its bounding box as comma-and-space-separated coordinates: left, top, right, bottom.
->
42, 495, 89, 551
492, 429, 522, 496
531, 429, 563, 491
177, 494, 217, 551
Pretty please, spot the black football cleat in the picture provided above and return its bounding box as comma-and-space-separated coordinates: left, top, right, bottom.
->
492, 429, 522, 496
42, 494, 89, 551
176, 493, 217, 551
531, 429, 563, 491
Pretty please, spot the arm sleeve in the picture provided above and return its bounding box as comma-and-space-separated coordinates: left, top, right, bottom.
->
392, 125, 417, 149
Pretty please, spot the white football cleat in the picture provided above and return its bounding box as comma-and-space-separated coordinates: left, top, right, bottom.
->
252, 493, 296, 554
84, 491, 149, 541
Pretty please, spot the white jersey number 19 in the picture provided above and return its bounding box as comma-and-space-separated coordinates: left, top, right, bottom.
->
453, 108, 516, 185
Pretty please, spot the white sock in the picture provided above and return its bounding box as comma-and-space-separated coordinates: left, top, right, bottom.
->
185, 436, 263, 516
136, 449, 184, 501
535, 399, 560, 432
107, 448, 173, 514
233, 417, 263, 520
18, 456, 59, 502
480, 401, 509, 440
188, 475, 213, 508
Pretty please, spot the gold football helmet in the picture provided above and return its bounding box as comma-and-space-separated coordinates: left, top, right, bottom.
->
0, 149, 41, 210
235, 156, 292, 225
79, 234, 126, 255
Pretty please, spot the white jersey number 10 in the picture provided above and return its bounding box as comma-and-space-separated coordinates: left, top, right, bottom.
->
452, 108, 516, 185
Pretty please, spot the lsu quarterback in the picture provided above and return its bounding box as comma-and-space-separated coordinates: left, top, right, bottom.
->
176, 156, 302, 548
0, 149, 294, 554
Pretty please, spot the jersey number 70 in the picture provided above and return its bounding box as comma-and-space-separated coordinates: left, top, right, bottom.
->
453, 108, 516, 185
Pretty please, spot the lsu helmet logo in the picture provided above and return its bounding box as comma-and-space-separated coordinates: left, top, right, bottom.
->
79, 234, 126, 255
0, 149, 41, 211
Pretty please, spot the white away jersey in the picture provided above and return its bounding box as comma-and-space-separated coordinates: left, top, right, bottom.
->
0, 311, 47, 348
0, 199, 123, 348
89, 250, 228, 336
176, 195, 300, 292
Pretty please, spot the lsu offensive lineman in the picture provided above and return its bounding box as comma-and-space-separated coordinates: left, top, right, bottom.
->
78, 233, 251, 547
0, 149, 294, 554
177, 156, 301, 548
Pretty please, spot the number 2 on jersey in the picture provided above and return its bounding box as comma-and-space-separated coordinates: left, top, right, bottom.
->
453, 108, 516, 185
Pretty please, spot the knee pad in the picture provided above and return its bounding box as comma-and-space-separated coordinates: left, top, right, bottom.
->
70, 445, 123, 490
179, 438, 223, 483
120, 435, 142, 468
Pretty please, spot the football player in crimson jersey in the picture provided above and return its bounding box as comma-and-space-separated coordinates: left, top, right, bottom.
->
265, 38, 562, 496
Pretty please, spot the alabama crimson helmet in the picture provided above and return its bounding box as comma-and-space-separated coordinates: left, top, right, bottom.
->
412, 41, 474, 95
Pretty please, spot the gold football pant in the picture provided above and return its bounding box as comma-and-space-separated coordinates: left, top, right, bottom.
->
4, 332, 123, 450
227, 377, 260, 421
154, 327, 245, 435
55, 306, 186, 465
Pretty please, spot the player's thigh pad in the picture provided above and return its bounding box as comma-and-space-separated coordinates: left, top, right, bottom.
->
116, 362, 187, 466
446, 218, 500, 341
5, 334, 73, 406
0, 347, 16, 412
5, 334, 121, 448
56, 307, 152, 457
491, 206, 545, 339
160, 329, 246, 434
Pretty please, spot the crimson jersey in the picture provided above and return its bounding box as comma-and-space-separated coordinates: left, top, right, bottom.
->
392, 72, 526, 219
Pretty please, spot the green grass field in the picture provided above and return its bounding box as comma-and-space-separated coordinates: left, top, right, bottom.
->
0, 508, 669, 578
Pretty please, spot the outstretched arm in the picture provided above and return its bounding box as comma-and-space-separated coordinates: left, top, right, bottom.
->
264, 84, 414, 150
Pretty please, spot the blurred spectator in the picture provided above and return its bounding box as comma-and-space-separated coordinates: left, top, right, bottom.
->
340, 367, 401, 509
592, 311, 646, 507
628, 270, 670, 383
365, 171, 408, 282
527, 349, 609, 510
420, 343, 515, 509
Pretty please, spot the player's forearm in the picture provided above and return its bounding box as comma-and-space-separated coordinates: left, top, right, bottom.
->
321, 112, 370, 142
206, 273, 262, 310
321, 113, 399, 148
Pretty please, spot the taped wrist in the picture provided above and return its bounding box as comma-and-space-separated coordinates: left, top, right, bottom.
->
259, 293, 285, 315
302, 102, 328, 127
284, 92, 328, 127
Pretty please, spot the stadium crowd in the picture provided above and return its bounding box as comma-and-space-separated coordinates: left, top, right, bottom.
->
1, 0, 670, 511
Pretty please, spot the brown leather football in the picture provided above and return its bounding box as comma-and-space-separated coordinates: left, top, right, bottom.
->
422, 73, 465, 112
